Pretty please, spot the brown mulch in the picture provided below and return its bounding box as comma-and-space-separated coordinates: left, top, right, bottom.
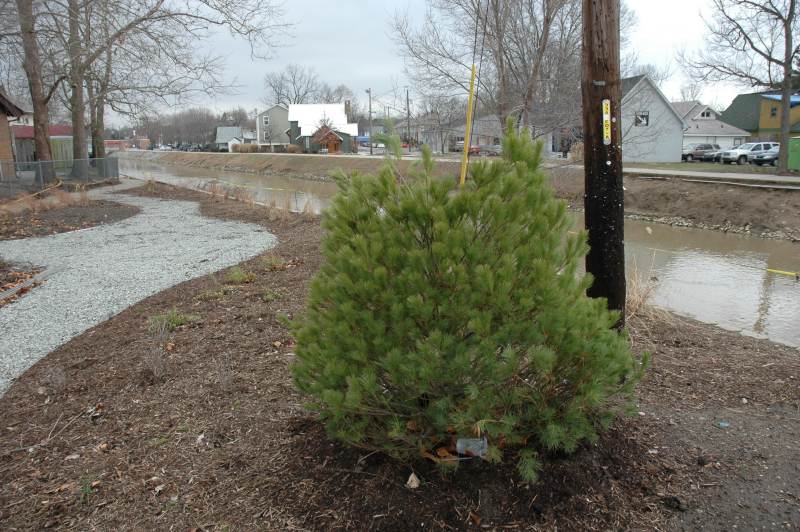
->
0, 200, 139, 241
0, 183, 798, 530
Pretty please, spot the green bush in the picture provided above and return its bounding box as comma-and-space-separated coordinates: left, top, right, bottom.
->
149, 308, 198, 331
291, 124, 647, 482
226, 266, 255, 284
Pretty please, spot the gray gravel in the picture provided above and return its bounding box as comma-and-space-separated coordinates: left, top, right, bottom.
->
0, 180, 276, 395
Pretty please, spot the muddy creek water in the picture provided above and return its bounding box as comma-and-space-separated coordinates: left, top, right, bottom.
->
120, 158, 800, 348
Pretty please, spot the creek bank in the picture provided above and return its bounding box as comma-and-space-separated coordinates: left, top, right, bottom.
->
0, 182, 797, 530
118, 151, 800, 243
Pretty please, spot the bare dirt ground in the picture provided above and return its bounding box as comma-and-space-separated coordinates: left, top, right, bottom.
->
0, 183, 797, 531
548, 166, 800, 242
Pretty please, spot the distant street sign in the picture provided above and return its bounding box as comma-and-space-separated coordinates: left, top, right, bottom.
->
602, 99, 611, 146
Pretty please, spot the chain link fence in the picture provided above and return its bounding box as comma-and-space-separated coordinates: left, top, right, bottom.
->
0, 158, 119, 197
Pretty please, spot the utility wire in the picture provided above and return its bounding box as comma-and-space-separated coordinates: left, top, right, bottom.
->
468, 0, 490, 162
465, 0, 489, 166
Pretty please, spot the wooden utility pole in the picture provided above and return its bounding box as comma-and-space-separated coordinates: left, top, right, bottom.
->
581, 0, 625, 326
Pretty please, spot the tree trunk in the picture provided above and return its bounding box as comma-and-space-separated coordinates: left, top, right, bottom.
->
777, 3, 795, 174
15, 0, 54, 182
92, 103, 106, 159
521, 1, 554, 128
68, 0, 88, 178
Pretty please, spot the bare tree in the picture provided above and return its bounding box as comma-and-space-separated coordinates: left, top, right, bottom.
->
622, 58, 673, 86
263, 64, 320, 106
318, 83, 354, 104
11, 0, 289, 174
393, 0, 637, 142
679, 82, 703, 102
418, 92, 466, 153
680, 0, 798, 172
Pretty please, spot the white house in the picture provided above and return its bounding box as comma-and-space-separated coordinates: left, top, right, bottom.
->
287, 103, 358, 138
671, 101, 749, 149
620, 75, 686, 163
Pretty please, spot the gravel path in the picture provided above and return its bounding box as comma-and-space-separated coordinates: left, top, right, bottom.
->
0, 180, 276, 395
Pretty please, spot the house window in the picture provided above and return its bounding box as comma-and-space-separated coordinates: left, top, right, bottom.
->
701, 110, 712, 118
634, 111, 649, 127
733, 138, 742, 146
263, 115, 270, 126
770, 107, 778, 117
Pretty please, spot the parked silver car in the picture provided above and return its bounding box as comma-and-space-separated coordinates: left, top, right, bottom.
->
720, 142, 780, 165
751, 146, 780, 166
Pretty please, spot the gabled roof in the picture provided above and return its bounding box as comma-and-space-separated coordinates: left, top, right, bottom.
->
312, 125, 343, 142
0, 87, 24, 117
288, 103, 358, 137
671, 100, 704, 120
620, 75, 686, 128
258, 104, 288, 115
670, 100, 750, 138
215, 126, 242, 144
620, 75, 646, 99
11, 124, 73, 138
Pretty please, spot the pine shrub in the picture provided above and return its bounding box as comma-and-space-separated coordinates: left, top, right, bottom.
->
291, 124, 647, 482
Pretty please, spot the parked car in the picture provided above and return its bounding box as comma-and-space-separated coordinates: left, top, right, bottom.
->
751, 146, 779, 166
479, 144, 502, 156
704, 148, 723, 163
720, 142, 779, 165
682, 143, 720, 162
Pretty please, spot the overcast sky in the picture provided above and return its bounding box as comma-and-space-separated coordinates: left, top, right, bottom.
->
143, 0, 744, 122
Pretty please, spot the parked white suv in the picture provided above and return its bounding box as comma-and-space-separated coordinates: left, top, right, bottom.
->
720, 142, 779, 165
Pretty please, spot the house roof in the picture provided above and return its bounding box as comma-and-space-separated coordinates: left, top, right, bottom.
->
0, 87, 24, 117
312, 125, 343, 142
452, 116, 504, 138
11, 124, 73, 138
259, 104, 288, 115
287, 103, 358, 137
215, 126, 242, 144
720, 93, 762, 131
670, 100, 750, 138
671, 100, 704, 119
620, 75, 686, 128
620, 75, 646, 99
762, 94, 800, 107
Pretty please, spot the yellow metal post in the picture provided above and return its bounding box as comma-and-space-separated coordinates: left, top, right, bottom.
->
459, 64, 477, 186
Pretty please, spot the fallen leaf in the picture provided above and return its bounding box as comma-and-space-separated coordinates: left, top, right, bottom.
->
64, 453, 80, 461
165, 342, 175, 352
154, 484, 165, 495
435, 447, 451, 458
469, 510, 482, 526
405, 472, 420, 490
90, 480, 101, 488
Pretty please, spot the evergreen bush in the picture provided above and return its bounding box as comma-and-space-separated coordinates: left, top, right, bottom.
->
291, 124, 647, 481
